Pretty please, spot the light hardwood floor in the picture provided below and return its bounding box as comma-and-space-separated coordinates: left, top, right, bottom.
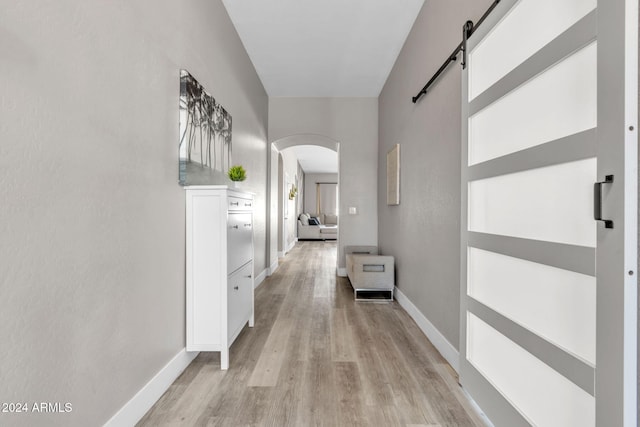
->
138, 241, 488, 427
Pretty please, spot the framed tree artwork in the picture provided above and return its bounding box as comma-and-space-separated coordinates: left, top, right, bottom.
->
179, 70, 233, 185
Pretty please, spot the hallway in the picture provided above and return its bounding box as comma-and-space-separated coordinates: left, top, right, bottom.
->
138, 242, 487, 426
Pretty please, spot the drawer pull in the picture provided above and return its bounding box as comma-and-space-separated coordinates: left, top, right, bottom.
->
244, 224, 252, 228
245, 275, 252, 279
231, 225, 239, 229
230, 202, 239, 206
244, 203, 252, 207
233, 285, 239, 290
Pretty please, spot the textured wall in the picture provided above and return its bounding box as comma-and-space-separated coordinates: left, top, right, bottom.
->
269, 98, 379, 269
378, 0, 493, 350
0, 1, 267, 425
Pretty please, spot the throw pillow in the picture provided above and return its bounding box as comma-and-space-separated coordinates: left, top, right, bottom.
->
308, 217, 320, 226
299, 213, 309, 226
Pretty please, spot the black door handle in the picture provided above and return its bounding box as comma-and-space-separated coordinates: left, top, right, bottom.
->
594, 175, 614, 229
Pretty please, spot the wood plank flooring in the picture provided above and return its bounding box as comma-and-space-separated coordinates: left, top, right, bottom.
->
138, 241, 489, 427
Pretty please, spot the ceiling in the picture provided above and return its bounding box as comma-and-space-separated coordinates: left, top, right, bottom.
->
285, 145, 338, 174
222, 0, 425, 97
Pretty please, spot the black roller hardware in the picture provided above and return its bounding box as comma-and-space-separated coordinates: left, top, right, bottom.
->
412, 0, 502, 103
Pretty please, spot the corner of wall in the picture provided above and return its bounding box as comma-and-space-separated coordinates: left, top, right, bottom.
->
394, 287, 460, 372
104, 350, 198, 426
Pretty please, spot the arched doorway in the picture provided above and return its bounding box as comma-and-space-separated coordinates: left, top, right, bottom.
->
268, 134, 340, 273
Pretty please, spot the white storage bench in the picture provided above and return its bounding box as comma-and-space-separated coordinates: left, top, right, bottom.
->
345, 246, 395, 301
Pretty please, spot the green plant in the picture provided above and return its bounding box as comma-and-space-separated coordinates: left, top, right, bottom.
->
228, 165, 247, 182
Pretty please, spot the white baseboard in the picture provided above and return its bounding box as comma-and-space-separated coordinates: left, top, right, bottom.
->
268, 259, 279, 276
337, 267, 347, 277
394, 287, 459, 372
255, 268, 268, 289
278, 251, 284, 258
104, 349, 198, 427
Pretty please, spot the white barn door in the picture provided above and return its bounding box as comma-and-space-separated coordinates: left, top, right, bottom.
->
460, 0, 638, 425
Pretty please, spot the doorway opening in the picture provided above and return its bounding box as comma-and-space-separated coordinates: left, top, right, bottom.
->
271, 134, 340, 271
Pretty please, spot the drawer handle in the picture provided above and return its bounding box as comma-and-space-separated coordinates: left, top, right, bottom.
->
231, 225, 239, 229
230, 202, 239, 206
244, 224, 252, 228
244, 203, 252, 207
245, 275, 252, 278
233, 285, 239, 290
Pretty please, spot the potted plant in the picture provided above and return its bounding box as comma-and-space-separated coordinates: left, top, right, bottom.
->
228, 165, 247, 187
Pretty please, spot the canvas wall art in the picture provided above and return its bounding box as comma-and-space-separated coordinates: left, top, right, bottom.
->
386, 144, 400, 205
179, 70, 232, 185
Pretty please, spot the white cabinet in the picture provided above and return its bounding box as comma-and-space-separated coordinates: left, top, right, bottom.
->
185, 186, 254, 370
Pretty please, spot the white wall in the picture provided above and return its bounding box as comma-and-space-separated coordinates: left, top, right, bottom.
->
378, 0, 493, 351
268, 146, 279, 270
280, 149, 301, 251
0, 1, 267, 425
277, 154, 284, 253
269, 98, 378, 270
304, 173, 339, 214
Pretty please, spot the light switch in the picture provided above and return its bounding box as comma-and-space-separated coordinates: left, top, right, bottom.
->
348, 207, 357, 215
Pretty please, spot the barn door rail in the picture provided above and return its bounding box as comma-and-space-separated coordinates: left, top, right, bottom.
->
411, 0, 502, 104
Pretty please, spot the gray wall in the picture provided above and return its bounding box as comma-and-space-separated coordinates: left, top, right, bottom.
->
378, 0, 493, 350
269, 98, 378, 270
0, 1, 267, 426
304, 173, 339, 214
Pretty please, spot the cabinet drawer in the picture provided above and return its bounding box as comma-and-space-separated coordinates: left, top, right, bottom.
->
228, 213, 253, 273
228, 196, 253, 211
228, 262, 252, 340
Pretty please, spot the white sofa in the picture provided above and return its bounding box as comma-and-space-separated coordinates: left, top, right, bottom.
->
345, 246, 395, 301
297, 213, 338, 240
